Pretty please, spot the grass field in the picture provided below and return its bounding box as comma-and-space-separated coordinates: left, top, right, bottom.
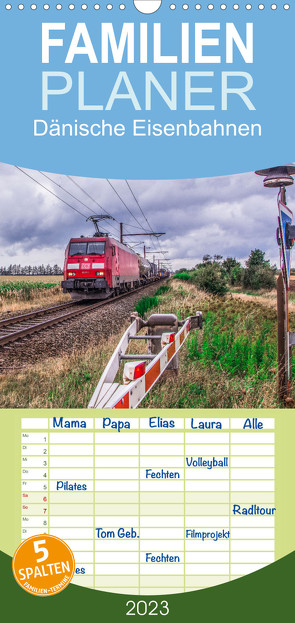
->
0, 275, 69, 313
0, 278, 293, 409
0, 275, 62, 283
138, 281, 284, 409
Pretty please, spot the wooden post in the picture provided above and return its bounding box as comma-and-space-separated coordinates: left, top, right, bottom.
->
277, 272, 288, 399
120, 222, 123, 244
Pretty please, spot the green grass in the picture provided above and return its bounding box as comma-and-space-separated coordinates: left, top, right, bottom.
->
173, 272, 191, 281
1, 279, 292, 409
134, 285, 171, 317
244, 291, 262, 297
154, 285, 171, 296
136, 281, 289, 409
135, 295, 159, 317
47, 369, 93, 407
187, 310, 276, 381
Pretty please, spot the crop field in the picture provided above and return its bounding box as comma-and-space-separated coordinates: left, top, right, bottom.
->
0, 275, 68, 313
0, 279, 293, 409
0, 275, 62, 283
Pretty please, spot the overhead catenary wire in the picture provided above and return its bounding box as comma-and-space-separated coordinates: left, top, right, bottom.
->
106, 178, 152, 234
124, 180, 169, 265
124, 179, 168, 264
39, 171, 103, 217
38, 171, 119, 238
67, 175, 163, 245
15, 166, 169, 263
15, 167, 138, 245
125, 179, 155, 234
67, 175, 143, 231
67, 174, 114, 219
14, 166, 88, 219
66, 174, 143, 241
15, 167, 144, 245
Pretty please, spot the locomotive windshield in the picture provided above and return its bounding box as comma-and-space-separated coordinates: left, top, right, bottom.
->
69, 241, 105, 256
87, 242, 105, 255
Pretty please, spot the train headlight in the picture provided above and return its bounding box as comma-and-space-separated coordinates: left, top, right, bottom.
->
96, 271, 104, 277
68, 272, 76, 277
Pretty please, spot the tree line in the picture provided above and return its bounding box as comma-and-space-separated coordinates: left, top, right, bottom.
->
176, 249, 277, 296
0, 264, 63, 276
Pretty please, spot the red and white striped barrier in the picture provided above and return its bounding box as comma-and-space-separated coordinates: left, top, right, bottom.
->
88, 313, 201, 409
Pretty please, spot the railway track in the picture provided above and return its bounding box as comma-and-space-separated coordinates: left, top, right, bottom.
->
0, 281, 163, 348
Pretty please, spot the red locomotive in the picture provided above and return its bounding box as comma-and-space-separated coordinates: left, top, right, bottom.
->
62, 217, 140, 301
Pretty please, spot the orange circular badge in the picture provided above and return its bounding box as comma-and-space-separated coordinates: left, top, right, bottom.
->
12, 535, 75, 596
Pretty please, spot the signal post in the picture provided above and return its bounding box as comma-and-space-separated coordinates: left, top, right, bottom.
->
256, 166, 295, 401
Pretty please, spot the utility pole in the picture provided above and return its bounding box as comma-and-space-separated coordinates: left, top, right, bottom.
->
256, 166, 295, 400
119, 223, 165, 243
277, 271, 288, 398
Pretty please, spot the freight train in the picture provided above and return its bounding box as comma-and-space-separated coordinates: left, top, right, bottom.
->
157, 268, 170, 279
61, 234, 160, 301
139, 256, 157, 283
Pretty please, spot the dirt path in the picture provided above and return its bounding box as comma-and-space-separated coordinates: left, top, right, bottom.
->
229, 290, 295, 313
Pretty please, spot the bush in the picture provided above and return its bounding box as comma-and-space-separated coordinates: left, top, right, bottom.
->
173, 272, 191, 281
242, 249, 277, 291
230, 264, 244, 285
221, 257, 243, 286
193, 263, 228, 296
243, 265, 276, 290
174, 263, 228, 295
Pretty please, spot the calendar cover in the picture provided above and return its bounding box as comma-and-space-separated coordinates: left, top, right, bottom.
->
0, 2, 294, 620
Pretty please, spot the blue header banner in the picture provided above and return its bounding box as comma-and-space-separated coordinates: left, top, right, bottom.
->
0, 2, 294, 179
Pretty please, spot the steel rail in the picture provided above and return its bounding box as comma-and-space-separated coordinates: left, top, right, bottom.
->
0, 280, 165, 348
0, 301, 77, 328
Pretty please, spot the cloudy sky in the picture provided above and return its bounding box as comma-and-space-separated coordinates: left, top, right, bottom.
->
0, 161, 292, 271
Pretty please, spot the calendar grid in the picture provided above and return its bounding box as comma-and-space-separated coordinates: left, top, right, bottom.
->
20, 415, 276, 595
183, 425, 186, 594
93, 421, 95, 590
48, 429, 50, 543
138, 427, 141, 595
229, 429, 231, 583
